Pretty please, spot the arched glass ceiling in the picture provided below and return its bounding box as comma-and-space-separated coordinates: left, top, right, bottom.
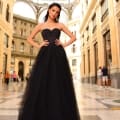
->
32, 0, 75, 4
13, 2, 36, 19
72, 3, 81, 19
13, 0, 79, 22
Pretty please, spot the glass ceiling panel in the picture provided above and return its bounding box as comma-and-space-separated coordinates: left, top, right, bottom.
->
31, 0, 74, 4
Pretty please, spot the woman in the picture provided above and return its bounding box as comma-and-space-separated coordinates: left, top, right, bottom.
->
97, 66, 102, 86
4, 71, 10, 85
18, 2, 80, 120
12, 71, 18, 82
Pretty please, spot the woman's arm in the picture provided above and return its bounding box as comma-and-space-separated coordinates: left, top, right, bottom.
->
27, 23, 49, 48
60, 23, 76, 47
27, 24, 42, 48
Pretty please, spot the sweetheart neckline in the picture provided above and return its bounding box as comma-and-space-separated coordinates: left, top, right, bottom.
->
41, 28, 61, 32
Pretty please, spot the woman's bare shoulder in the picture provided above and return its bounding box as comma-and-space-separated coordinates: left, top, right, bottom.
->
36, 22, 45, 27
58, 22, 68, 30
58, 22, 65, 27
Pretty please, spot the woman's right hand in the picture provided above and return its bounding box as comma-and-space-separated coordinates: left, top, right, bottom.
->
39, 40, 49, 48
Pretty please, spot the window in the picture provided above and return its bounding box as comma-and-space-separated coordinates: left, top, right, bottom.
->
3, 53, 7, 74
11, 41, 15, 51
74, 30, 76, 36
81, 3, 84, 16
103, 31, 112, 66
92, 14, 96, 33
88, 49, 90, 73
6, 4, 10, 22
72, 44, 76, 53
85, 0, 88, 8
94, 42, 98, 78
29, 58, 34, 66
20, 42, 24, 52
83, 54, 85, 74
11, 56, 15, 64
0, 0, 3, 14
24, 22, 26, 26
14, 19, 17, 23
13, 26, 16, 33
30, 46, 33, 55
101, 0, 108, 21
4, 33, 9, 48
30, 24, 32, 27
86, 0, 88, 5
82, 34, 84, 46
21, 28, 23, 36
86, 26, 89, 41
24, 29, 26, 36
72, 59, 77, 66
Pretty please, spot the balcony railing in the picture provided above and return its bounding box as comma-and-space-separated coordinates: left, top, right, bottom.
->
13, 33, 27, 40
11, 50, 36, 58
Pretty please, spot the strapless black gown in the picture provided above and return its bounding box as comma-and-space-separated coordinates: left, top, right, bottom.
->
18, 28, 80, 120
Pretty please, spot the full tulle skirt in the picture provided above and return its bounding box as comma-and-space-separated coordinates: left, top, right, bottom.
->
18, 44, 80, 120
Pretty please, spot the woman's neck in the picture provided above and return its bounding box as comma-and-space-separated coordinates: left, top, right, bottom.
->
46, 17, 56, 23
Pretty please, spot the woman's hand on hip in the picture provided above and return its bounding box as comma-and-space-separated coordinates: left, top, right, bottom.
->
55, 39, 62, 46
40, 40, 49, 48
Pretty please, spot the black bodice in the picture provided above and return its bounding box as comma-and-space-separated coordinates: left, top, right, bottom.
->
41, 28, 61, 43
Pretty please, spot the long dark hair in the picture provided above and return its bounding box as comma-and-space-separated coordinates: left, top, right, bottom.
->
44, 3, 61, 22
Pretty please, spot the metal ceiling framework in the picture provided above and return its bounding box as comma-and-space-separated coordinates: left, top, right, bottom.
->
15, 0, 79, 23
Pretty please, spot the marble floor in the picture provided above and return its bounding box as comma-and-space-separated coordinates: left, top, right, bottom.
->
0, 80, 120, 120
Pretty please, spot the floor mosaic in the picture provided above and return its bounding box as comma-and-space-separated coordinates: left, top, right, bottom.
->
0, 81, 120, 120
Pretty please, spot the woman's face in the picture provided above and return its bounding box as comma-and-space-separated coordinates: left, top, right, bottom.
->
48, 6, 60, 20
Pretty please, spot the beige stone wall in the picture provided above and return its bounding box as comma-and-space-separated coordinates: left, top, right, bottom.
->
0, 0, 14, 74
65, 19, 81, 81
12, 14, 41, 79
80, 0, 120, 88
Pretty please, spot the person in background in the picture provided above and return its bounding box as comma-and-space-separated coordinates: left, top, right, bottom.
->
4, 71, 10, 86
25, 73, 30, 81
12, 71, 18, 82
97, 66, 102, 86
102, 65, 109, 87
0, 72, 3, 88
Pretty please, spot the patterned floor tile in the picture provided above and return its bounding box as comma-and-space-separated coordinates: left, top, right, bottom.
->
0, 82, 120, 120
0, 116, 17, 120
81, 115, 101, 120
0, 115, 101, 120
